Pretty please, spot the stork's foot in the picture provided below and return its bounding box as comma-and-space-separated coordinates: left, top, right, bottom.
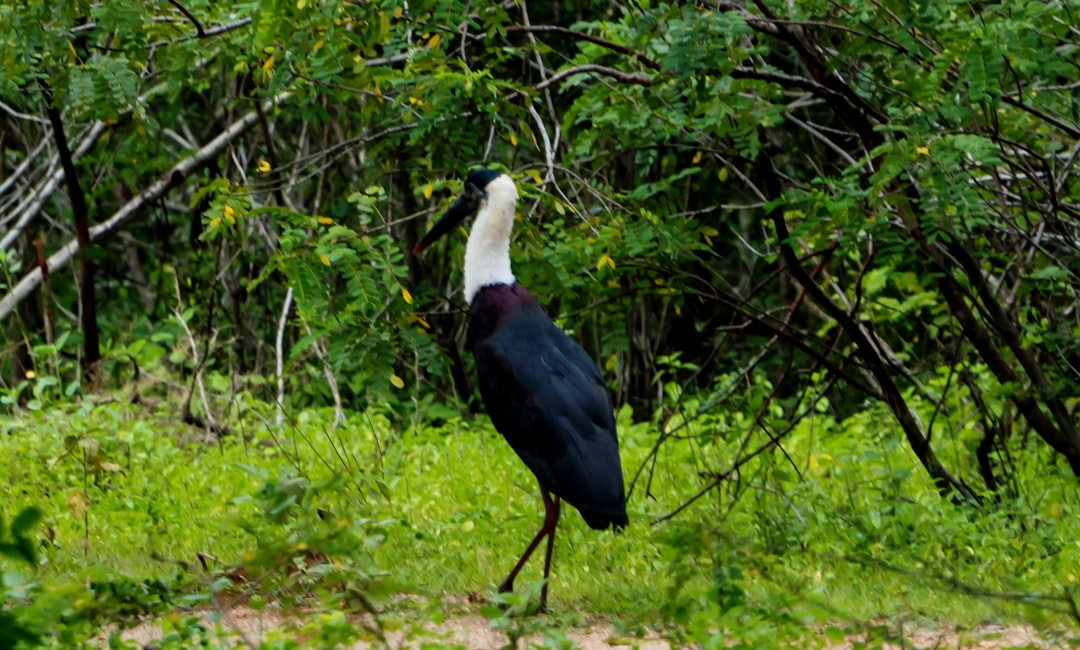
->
493, 579, 549, 615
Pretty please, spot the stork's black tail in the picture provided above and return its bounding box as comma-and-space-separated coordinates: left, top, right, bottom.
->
580, 507, 628, 531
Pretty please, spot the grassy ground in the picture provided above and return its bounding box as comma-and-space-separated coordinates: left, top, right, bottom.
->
1, 397, 1077, 647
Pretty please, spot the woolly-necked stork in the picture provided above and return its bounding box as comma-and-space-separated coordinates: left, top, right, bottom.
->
415, 168, 628, 611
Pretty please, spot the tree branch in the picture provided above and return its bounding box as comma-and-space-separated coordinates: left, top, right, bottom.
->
0, 122, 108, 252
0, 91, 293, 324
506, 24, 662, 71
771, 193, 977, 501
40, 80, 100, 365
166, 0, 205, 37
535, 64, 653, 90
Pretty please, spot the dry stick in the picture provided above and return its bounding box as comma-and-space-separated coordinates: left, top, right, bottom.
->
0, 136, 50, 211
0, 98, 50, 125
305, 323, 345, 429
172, 269, 219, 436
534, 64, 653, 90
0, 122, 108, 251
275, 287, 293, 427
0, 90, 292, 323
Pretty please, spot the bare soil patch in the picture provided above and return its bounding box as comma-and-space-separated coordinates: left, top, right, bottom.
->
97, 605, 1069, 649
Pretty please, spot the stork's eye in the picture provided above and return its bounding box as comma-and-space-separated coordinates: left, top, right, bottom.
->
466, 183, 476, 193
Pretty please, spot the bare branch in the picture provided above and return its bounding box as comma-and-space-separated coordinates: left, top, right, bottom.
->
0, 99, 49, 125
0, 91, 293, 323
535, 64, 653, 90
0, 122, 108, 252
166, 0, 205, 37
275, 287, 294, 427
506, 24, 662, 72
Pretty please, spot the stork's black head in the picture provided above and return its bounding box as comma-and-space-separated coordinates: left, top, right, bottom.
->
414, 168, 505, 253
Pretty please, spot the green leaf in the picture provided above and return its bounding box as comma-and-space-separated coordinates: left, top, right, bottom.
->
10, 507, 42, 537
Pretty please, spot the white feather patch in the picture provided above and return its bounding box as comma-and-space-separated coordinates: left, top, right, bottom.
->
464, 174, 518, 304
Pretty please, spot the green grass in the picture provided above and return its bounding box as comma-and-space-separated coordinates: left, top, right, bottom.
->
1, 397, 1078, 647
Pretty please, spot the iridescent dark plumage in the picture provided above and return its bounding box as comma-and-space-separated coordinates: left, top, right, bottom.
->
468, 283, 628, 531
416, 170, 627, 611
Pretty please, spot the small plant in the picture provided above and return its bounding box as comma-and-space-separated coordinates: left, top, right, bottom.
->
1, 506, 44, 649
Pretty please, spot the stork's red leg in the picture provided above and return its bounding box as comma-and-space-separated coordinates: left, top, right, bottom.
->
538, 492, 561, 613
498, 483, 559, 599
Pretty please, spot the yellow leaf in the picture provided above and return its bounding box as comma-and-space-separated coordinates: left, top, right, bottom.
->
530, 130, 539, 150
510, 133, 518, 147
320, 254, 331, 266
916, 146, 930, 155
68, 491, 88, 520
605, 354, 617, 371
312, 39, 324, 52
408, 96, 422, 105
297, 0, 306, 8
692, 151, 702, 164
393, 5, 403, 17
553, 201, 565, 216
416, 316, 431, 330
427, 34, 441, 48
1049, 503, 1062, 518
524, 169, 543, 184
809, 454, 819, 470
390, 374, 405, 389
606, 280, 619, 288
257, 159, 271, 173
24, 370, 36, 379
223, 204, 236, 223
674, 304, 682, 316
596, 254, 615, 271
402, 287, 413, 304
423, 182, 433, 199
209, 217, 222, 228
718, 167, 729, 182
316, 216, 334, 224
263, 55, 275, 73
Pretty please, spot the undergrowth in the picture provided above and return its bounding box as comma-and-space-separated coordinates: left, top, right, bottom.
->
0, 395, 1077, 648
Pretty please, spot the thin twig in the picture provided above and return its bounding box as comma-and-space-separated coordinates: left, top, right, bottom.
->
506, 24, 662, 71
166, 0, 205, 37
275, 287, 293, 427
535, 64, 653, 90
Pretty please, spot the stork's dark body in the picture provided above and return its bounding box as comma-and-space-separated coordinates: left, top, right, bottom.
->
414, 168, 627, 611
467, 283, 628, 530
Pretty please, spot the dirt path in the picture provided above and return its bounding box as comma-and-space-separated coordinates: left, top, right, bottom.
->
100, 605, 1067, 649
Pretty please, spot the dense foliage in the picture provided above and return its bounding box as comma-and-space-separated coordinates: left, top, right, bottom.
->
1, 0, 1079, 645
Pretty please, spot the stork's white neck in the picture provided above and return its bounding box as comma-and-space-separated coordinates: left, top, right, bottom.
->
464, 175, 518, 304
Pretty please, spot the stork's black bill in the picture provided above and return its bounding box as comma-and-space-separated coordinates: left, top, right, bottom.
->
413, 168, 506, 253
414, 192, 478, 253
